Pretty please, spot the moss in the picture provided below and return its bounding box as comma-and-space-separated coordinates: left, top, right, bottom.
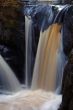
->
0, 0, 23, 29
0, 0, 22, 8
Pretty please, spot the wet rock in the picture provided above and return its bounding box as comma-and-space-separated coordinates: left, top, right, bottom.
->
62, 0, 73, 4
63, 6, 73, 57
58, 50, 73, 110
0, 0, 25, 83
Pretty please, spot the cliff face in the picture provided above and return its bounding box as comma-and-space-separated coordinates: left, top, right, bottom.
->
0, 0, 24, 42
62, 6, 73, 58
0, 0, 25, 83
58, 50, 73, 110
0, 0, 21, 7
62, 0, 72, 4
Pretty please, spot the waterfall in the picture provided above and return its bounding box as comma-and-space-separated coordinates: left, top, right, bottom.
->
0, 55, 21, 93
31, 23, 67, 92
55, 29, 67, 93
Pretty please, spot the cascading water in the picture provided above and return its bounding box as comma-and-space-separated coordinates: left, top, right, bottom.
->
31, 23, 67, 92
55, 29, 67, 93
0, 55, 21, 93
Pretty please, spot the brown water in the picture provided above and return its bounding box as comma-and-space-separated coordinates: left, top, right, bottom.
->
39, 24, 61, 91
32, 23, 66, 91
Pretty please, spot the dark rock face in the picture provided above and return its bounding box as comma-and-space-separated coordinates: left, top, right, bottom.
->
0, 0, 25, 83
58, 6, 73, 110
69, 98, 73, 110
63, 6, 73, 57
62, 0, 73, 4
58, 50, 73, 110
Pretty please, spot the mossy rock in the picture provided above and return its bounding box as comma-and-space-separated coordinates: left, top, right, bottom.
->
0, 0, 22, 8
0, 0, 25, 45
0, 0, 23, 28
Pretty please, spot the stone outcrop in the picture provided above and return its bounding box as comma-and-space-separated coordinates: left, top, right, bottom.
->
0, 0, 25, 83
